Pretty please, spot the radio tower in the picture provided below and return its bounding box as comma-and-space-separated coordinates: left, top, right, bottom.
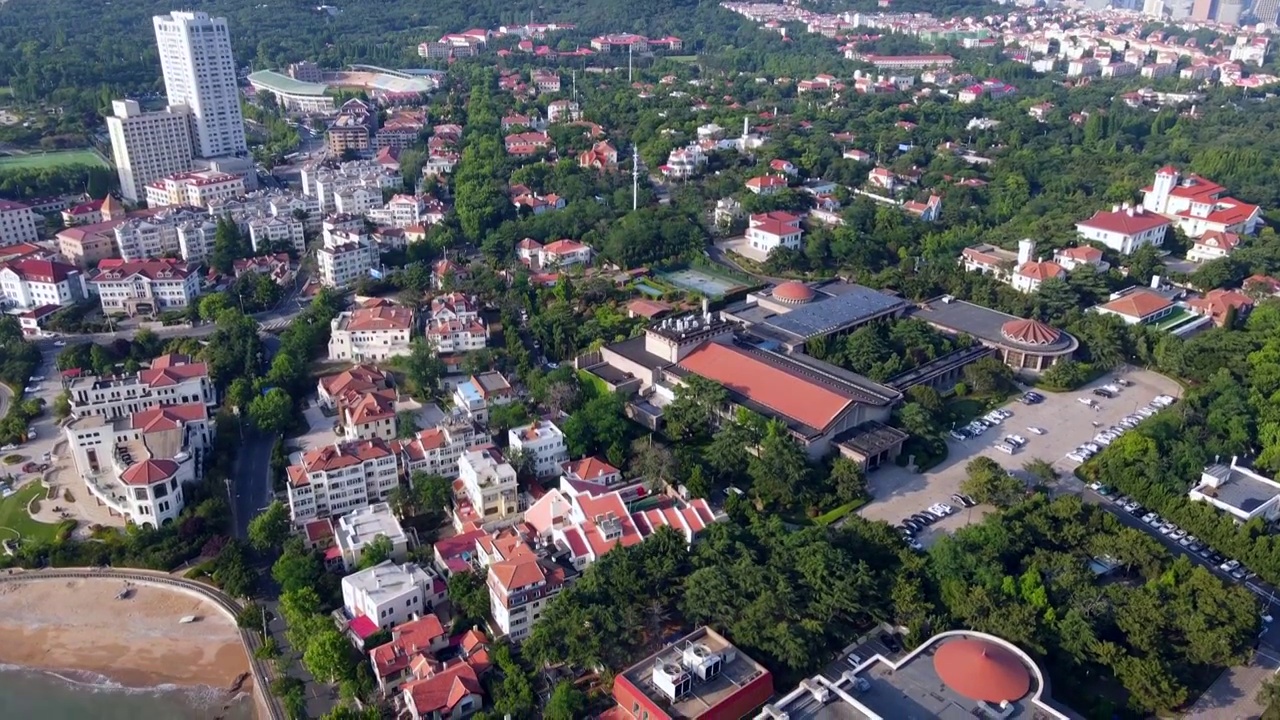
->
628, 43, 634, 83
632, 146, 640, 211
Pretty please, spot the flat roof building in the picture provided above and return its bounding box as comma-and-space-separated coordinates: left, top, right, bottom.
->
333, 502, 410, 571
605, 627, 773, 720
910, 297, 1077, 374
247, 70, 336, 113
758, 630, 1078, 720
1190, 456, 1280, 523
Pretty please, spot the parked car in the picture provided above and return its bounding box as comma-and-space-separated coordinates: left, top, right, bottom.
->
53, 340, 66, 347
1159, 522, 1176, 535
949, 430, 968, 441
930, 503, 955, 516
845, 653, 865, 669
1146, 514, 1163, 527
1137, 407, 1156, 418
1141, 512, 1157, 523
1078, 397, 1096, 406
22, 385, 39, 393
1007, 434, 1028, 446
879, 633, 902, 653
27, 375, 43, 383
1101, 384, 1121, 394
952, 494, 976, 508
1097, 485, 1114, 496
1084, 443, 1101, 453
906, 538, 924, 552
1170, 529, 1187, 541
911, 513, 935, 526
1092, 388, 1115, 399
1220, 559, 1241, 572
995, 409, 1013, 419
994, 442, 1015, 454
1027, 427, 1045, 435
0, 443, 15, 451
1115, 378, 1134, 387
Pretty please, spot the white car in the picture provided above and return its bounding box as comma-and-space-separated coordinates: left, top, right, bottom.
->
1067, 452, 1085, 462
994, 443, 1015, 454
995, 409, 1013, 419
1084, 442, 1101, 453
1027, 427, 1045, 435
1078, 397, 1096, 406
1007, 434, 1028, 446
930, 503, 955, 516
53, 340, 66, 347
1102, 384, 1121, 394
27, 375, 43, 383
1137, 407, 1156, 417
983, 413, 1004, 425
1220, 559, 1240, 572
1094, 435, 1114, 446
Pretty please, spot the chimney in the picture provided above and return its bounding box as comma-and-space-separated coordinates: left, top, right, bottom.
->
1150, 274, 1162, 289
1112, 204, 1120, 213
701, 297, 710, 318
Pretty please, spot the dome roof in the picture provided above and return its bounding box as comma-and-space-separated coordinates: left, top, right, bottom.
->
1001, 318, 1061, 346
933, 638, 1031, 703
772, 281, 816, 304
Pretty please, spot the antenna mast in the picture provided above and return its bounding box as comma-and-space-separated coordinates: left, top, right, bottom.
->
628, 43, 633, 83
632, 146, 639, 211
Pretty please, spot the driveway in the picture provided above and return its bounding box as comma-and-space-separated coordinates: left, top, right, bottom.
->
859, 369, 1183, 542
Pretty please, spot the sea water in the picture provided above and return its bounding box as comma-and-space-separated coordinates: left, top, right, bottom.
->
0, 665, 256, 720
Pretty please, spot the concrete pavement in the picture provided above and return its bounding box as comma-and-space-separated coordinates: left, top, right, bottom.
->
232, 433, 279, 539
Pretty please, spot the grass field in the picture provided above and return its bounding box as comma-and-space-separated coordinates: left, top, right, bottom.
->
667, 55, 698, 64
0, 482, 59, 542
0, 149, 108, 170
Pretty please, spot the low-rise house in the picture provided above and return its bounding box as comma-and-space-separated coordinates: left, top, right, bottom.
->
232, 254, 294, 286
318, 365, 389, 411
561, 456, 622, 487
339, 389, 398, 441
1053, 245, 1109, 272
1142, 166, 1260, 239
1190, 457, 1280, 523
1185, 288, 1253, 327
371, 614, 449, 692
660, 145, 707, 180
334, 502, 410, 571
1245, 274, 1280, 298
1186, 230, 1241, 263
745, 211, 803, 255
453, 444, 519, 529
744, 175, 788, 195
1075, 204, 1170, 255
328, 301, 416, 362
340, 561, 445, 636
508, 419, 568, 477
1094, 288, 1176, 325
450, 372, 515, 423
546, 99, 581, 123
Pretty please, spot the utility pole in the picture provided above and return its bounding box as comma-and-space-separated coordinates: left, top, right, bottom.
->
632, 146, 639, 211
572, 71, 577, 102
628, 43, 633, 84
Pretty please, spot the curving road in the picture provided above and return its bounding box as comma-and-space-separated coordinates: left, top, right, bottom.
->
0, 567, 284, 720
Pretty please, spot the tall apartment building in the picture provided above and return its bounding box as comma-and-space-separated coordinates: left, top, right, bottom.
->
317, 238, 380, 288
285, 438, 401, 523
0, 200, 40, 247
0, 259, 88, 310
327, 98, 379, 156
106, 100, 196, 203
65, 353, 216, 420
455, 444, 519, 528
153, 12, 248, 159
398, 422, 480, 478
301, 160, 402, 214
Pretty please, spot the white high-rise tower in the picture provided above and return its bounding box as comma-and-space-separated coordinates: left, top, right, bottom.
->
153, 11, 247, 159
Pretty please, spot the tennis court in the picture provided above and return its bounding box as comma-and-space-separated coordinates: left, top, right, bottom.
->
656, 268, 742, 299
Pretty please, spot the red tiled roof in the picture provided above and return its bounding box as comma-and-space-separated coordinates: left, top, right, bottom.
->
746, 175, 787, 189
626, 299, 672, 319
563, 456, 619, 482
1015, 260, 1065, 281
304, 518, 334, 544
1195, 230, 1240, 250
542, 239, 588, 255
489, 555, 545, 591
131, 402, 207, 432
120, 459, 179, 486
1057, 245, 1103, 262
1099, 289, 1172, 319
1186, 288, 1253, 324
677, 342, 852, 431
403, 663, 482, 716
299, 439, 394, 473
348, 615, 380, 640
934, 638, 1030, 703
0, 258, 78, 283
1077, 208, 1169, 236
345, 390, 396, 425
319, 365, 386, 397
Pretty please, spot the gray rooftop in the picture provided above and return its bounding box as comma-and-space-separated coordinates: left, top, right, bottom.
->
1197, 464, 1280, 513
910, 298, 1078, 355
248, 70, 329, 96
761, 286, 907, 342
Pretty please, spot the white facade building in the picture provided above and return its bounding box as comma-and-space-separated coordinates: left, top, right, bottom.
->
153, 12, 248, 159
397, 422, 480, 479
318, 239, 380, 288
106, 100, 196, 203
507, 419, 568, 478
746, 212, 804, 255
1189, 457, 1280, 523
65, 353, 216, 420
285, 438, 400, 524
328, 302, 416, 362
144, 170, 245, 209
302, 160, 402, 214
457, 445, 519, 525
63, 401, 214, 528
333, 502, 411, 572
1075, 204, 1170, 255
0, 200, 41, 247
341, 561, 441, 631
0, 259, 87, 309
247, 216, 307, 254
89, 260, 201, 316
114, 208, 219, 263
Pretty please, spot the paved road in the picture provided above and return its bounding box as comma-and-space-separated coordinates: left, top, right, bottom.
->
232, 433, 279, 539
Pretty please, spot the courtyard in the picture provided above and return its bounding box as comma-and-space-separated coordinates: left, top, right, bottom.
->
858, 369, 1184, 544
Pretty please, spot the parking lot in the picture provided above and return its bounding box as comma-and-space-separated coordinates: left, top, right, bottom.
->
859, 369, 1183, 544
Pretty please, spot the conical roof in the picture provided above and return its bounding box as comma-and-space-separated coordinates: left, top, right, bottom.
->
933, 638, 1031, 703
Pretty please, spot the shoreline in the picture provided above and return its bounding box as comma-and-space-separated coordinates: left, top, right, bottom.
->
0, 577, 257, 715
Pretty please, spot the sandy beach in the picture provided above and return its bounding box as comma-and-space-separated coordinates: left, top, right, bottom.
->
0, 577, 253, 696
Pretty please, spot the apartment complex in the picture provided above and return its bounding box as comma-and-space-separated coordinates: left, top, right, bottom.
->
317, 365, 391, 410
153, 12, 248, 158
63, 402, 214, 528
90, 259, 201, 316
327, 99, 379, 156
508, 419, 568, 477
398, 422, 480, 478
106, 100, 196, 203
485, 537, 577, 642
454, 444, 520, 528
426, 292, 488, 355
301, 159, 402, 214
143, 170, 244, 209
114, 207, 219, 262
317, 238, 380, 288
286, 438, 400, 523
0, 200, 40, 247
450, 371, 515, 423
328, 301, 417, 362
0, 258, 87, 310
65, 353, 217, 420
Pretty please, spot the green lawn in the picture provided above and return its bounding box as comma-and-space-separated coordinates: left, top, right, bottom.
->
0, 482, 60, 542
667, 55, 698, 64
0, 149, 108, 170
